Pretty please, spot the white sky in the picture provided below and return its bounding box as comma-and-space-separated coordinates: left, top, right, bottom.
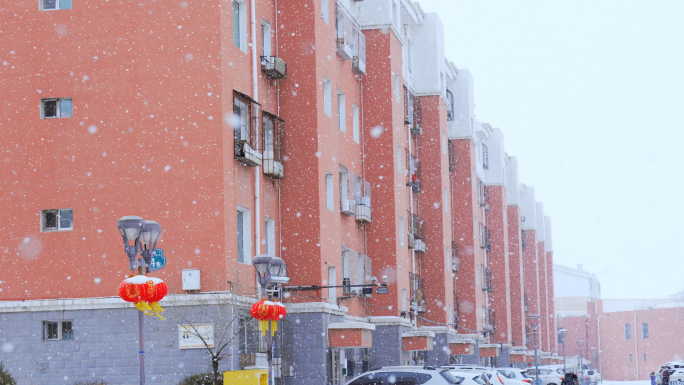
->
416, 0, 684, 299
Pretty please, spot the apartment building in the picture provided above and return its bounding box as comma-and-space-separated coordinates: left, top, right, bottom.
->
0, 0, 559, 383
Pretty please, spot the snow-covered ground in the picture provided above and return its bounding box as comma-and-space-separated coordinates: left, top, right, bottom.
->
601, 381, 650, 385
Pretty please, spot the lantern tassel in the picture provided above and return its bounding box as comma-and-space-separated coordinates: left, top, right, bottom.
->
271, 320, 277, 336
134, 301, 154, 315
149, 302, 165, 314
259, 320, 268, 336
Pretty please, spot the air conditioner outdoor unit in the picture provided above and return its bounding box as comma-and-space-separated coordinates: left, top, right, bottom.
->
352, 56, 366, 75
341, 199, 356, 216
414, 239, 426, 253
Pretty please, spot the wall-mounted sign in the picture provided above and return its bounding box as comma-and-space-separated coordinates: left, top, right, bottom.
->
179, 324, 214, 349
150, 248, 166, 271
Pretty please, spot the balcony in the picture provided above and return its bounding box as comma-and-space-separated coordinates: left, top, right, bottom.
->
352, 28, 366, 75
234, 91, 262, 167
451, 241, 459, 271
336, 5, 354, 60
263, 114, 286, 179
406, 155, 421, 193
355, 180, 371, 223
409, 272, 426, 313
408, 211, 425, 253
404, 89, 423, 135
235, 142, 262, 167
260, 56, 287, 79
481, 266, 493, 293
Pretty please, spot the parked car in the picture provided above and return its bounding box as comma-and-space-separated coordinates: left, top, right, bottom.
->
582, 370, 600, 384
344, 366, 461, 385
668, 368, 684, 385
441, 366, 494, 385
497, 368, 533, 384
449, 371, 496, 385
525, 368, 564, 385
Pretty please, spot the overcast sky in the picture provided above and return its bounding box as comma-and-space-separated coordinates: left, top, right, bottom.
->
416, 0, 684, 299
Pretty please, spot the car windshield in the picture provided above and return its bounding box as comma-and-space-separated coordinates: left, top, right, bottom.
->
521, 371, 531, 379
473, 376, 487, 385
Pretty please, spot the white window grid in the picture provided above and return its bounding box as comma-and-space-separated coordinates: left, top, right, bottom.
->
41, 209, 73, 232
42, 320, 73, 341
41, 98, 72, 119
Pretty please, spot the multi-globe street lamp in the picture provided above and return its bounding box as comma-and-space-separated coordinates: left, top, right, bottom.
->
116, 216, 163, 385
528, 314, 543, 385
578, 339, 585, 374
252, 254, 289, 383
558, 328, 568, 373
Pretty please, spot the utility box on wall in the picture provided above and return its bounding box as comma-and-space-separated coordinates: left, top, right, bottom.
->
182, 269, 201, 291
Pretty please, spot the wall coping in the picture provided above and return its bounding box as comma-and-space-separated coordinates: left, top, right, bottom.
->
328, 322, 376, 331
0, 292, 259, 313
480, 344, 501, 349
369, 316, 414, 327
402, 331, 435, 338
421, 326, 457, 335
286, 302, 348, 315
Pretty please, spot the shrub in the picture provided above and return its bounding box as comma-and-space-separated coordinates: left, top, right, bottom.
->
178, 373, 217, 385
0, 362, 17, 385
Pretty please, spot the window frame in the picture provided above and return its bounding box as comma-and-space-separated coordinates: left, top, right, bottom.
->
264, 217, 275, 257
625, 323, 631, 340
325, 172, 334, 212
261, 18, 272, 57
41, 98, 72, 119
321, 0, 329, 24
237, 206, 252, 264
337, 90, 346, 133
323, 77, 332, 117
352, 104, 360, 143
642, 323, 649, 339
42, 320, 73, 341
232, 0, 247, 52
41, 208, 73, 232
41, 0, 71, 11
482, 144, 489, 170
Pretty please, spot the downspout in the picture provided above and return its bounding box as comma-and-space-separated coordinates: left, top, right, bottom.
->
634, 313, 639, 380
407, 91, 417, 328
360, 77, 367, 261
275, 0, 282, 256
251, 0, 261, 258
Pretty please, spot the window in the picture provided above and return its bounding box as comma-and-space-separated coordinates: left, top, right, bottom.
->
482, 144, 489, 169
642, 323, 649, 339
625, 323, 631, 340
328, 266, 336, 303
446, 89, 455, 121
629, 354, 632, 362
442, 132, 448, 154
443, 188, 449, 213
399, 217, 405, 247
352, 104, 360, 143
42, 320, 72, 341
321, 0, 329, 24
262, 113, 284, 164
401, 289, 407, 312
42, 0, 71, 11
391, 0, 398, 29
644, 354, 647, 362
237, 207, 251, 264
323, 77, 332, 117
397, 144, 403, 173
41, 98, 72, 118
407, 38, 412, 73
326, 172, 334, 211
337, 91, 346, 132
394, 74, 400, 103
232, 0, 247, 51
265, 217, 275, 256
261, 19, 272, 57
339, 165, 348, 208
342, 248, 351, 293
233, 92, 254, 155
41, 209, 73, 232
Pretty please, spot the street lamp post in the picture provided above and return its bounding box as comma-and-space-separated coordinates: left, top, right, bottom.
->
252, 255, 289, 385
528, 314, 542, 385
116, 216, 163, 385
578, 339, 585, 375
558, 328, 568, 373
590, 347, 596, 370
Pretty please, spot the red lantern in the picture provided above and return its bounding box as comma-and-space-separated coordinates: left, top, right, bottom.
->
275, 302, 287, 320
147, 277, 168, 303
119, 275, 154, 303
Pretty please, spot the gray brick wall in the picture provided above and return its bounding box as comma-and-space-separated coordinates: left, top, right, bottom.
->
427, 333, 450, 366
0, 305, 241, 385
280, 312, 343, 385
497, 347, 511, 367
368, 325, 411, 369
459, 340, 481, 365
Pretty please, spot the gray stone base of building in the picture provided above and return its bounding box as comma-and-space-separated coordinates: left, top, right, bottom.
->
497, 346, 511, 367
426, 331, 450, 366
368, 323, 412, 368
0, 303, 241, 385
458, 339, 482, 365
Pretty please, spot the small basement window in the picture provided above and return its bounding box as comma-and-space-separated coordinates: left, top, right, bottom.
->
41, 98, 72, 118
42, 320, 73, 341
42, 0, 71, 10
41, 209, 73, 232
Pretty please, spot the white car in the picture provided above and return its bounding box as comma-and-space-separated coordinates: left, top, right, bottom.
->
443, 365, 509, 385
449, 371, 495, 385
525, 368, 564, 385
497, 368, 533, 384
344, 366, 461, 385
669, 368, 684, 385
582, 370, 600, 384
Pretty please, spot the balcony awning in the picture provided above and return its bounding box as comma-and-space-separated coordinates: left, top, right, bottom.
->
509, 350, 527, 363
328, 322, 375, 348
479, 344, 500, 358
448, 341, 475, 355
402, 331, 434, 351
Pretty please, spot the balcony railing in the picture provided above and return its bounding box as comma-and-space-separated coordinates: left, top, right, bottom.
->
404, 88, 423, 135
409, 272, 426, 313
260, 56, 287, 79
355, 179, 371, 223
234, 91, 262, 166
481, 266, 493, 292
406, 154, 421, 193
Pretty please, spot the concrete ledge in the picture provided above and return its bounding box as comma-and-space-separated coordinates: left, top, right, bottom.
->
370, 316, 414, 327
402, 330, 435, 338
328, 322, 376, 331
286, 301, 348, 316
0, 292, 258, 313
